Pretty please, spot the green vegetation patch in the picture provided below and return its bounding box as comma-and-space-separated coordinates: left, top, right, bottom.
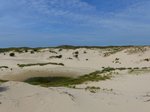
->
103, 47, 124, 57
0, 47, 43, 53
24, 68, 113, 87
17, 62, 64, 67
24, 67, 150, 87
125, 47, 147, 54
0, 79, 8, 84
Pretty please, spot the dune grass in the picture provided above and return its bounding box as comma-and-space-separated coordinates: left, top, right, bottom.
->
128, 67, 150, 75
0, 66, 9, 69
17, 62, 64, 67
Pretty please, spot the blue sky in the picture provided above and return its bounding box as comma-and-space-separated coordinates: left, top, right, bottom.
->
0, 0, 150, 47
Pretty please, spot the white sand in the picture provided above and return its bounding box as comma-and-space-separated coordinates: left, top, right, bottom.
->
0, 46, 150, 112
0, 73, 150, 112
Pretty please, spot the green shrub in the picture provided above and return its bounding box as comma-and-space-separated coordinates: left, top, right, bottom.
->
30, 51, 34, 54
9, 53, 15, 57
74, 54, 78, 58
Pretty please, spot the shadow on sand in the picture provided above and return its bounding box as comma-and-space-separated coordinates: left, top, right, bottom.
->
0, 86, 8, 92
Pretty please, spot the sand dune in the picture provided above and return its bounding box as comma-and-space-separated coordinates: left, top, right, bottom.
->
0, 46, 150, 112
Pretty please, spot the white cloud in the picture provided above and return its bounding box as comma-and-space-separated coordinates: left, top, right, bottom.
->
97, 1, 150, 32
22, 0, 95, 16
0, 0, 150, 38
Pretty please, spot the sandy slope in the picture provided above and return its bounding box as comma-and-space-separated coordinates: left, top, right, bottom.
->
0, 73, 150, 112
0, 46, 150, 80
0, 81, 80, 112
0, 46, 150, 112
